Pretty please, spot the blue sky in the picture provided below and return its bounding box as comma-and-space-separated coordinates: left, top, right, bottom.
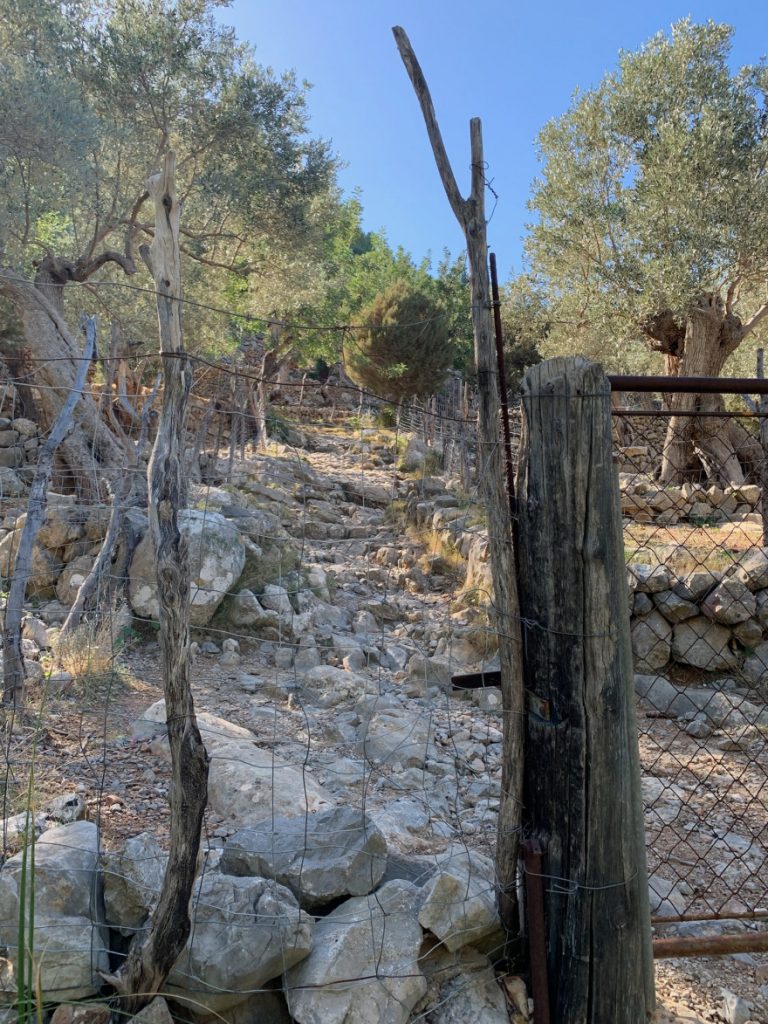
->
223, 0, 768, 281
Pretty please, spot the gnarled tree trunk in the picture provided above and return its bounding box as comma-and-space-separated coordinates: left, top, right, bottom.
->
0, 268, 124, 496
657, 297, 755, 486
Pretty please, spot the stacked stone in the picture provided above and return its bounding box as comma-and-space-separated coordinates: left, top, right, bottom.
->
629, 552, 768, 684
0, 416, 43, 497
620, 473, 762, 526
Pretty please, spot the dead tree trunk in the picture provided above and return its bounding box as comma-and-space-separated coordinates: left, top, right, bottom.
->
517, 356, 655, 1022
109, 152, 209, 1017
393, 26, 524, 934
2, 316, 98, 706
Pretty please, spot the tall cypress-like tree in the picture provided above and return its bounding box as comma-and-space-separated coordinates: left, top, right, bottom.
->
345, 280, 454, 403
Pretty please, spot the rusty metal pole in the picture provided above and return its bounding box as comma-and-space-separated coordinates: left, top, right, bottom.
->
522, 840, 551, 1024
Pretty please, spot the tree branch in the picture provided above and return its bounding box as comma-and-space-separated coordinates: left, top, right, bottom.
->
392, 26, 467, 225
740, 299, 768, 338
72, 250, 137, 282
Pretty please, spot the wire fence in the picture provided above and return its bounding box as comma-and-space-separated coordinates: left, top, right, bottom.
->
0, 352, 766, 1019
613, 392, 768, 942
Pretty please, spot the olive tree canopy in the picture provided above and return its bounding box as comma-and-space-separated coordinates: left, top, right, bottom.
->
527, 19, 768, 483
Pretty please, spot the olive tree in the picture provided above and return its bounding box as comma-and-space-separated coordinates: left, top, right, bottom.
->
527, 19, 768, 483
0, 0, 338, 489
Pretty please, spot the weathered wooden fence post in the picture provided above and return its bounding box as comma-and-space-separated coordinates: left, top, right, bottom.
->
517, 356, 655, 1021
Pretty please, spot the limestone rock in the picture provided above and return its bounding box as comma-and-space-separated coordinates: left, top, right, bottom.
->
652, 589, 698, 624
259, 583, 293, 615
418, 849, 501, 952
224, 589, 280, 630
129, 509, 245, 625
399, 435, 431, 473
0, 822, 108, 1002
102, 832, 167, 935
733, 549, 768, 591
284, 879, 426, 1024
416, 946, 510, 1024
0, 468, 24, 497
221, 808, 387, 910
630, 610, 672, 671
0, 533, 59, 597
301, 664, 374, 707
208, 740, 334, 824
56, 555, 95, 606
132, 998, 175, 1024
673, 570, 721, 602
741, 642, 768, 686
701, 578, 756, 625
672, 616, 739, 671
405, 654, 454, 694
165, 870, 312, 1013
627, 563, 671, 593
359, 705, 434, 769
135, 701, 335, 824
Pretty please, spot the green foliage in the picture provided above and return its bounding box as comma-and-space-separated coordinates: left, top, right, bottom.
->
0, 0, 341, 362
345, 281, 454, 402
500, 275, 546, 389
527, 19, 768, 362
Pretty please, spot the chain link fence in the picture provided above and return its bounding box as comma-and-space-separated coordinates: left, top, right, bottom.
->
613, 384, 768, 945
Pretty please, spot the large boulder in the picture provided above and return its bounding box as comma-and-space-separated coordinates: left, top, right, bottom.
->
0, 532, 59, 597
672, 616, 739, 671
418, 849, 501, 953
300, 665, 375, 707
135, 700, 334, 825
733, 549, 768, 591
284, 879, 426, 1024
0, 468, 24, 497
359, 705, 435, 769
416, 946, 510, 1024
701, 579, 756, 625
221, 808, 387, 910
128, 509, 245, 625
0, 822, 108, 1002
164, 869, 312, 1014
56, 554, 95, 606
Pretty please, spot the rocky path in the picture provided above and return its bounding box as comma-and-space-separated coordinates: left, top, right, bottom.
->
3, 423, 767, 1022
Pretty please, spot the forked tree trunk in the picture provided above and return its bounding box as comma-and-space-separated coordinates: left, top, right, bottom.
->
393, 26, 524, 936
109, 152, 209, 1018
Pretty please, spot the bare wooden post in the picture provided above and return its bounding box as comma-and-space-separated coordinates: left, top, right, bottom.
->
393, 25, 524, 932
517, 356, 654, 1021
3, 315, 97, 706
110, 152, 209, 1016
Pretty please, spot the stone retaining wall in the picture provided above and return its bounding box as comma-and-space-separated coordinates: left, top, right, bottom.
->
629, 553, 768, 689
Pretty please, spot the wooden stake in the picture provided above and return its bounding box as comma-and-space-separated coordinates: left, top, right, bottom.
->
393, 26, 524, 933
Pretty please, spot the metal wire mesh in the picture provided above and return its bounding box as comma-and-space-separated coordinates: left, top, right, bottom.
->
614, 393, 768, 929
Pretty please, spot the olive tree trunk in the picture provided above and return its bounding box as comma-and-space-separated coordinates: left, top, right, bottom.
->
660, 300, 761, 485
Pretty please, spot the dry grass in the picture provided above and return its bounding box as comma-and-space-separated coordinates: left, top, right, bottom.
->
624, 518, 764, 573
